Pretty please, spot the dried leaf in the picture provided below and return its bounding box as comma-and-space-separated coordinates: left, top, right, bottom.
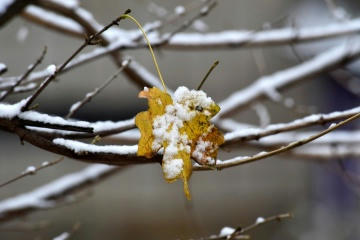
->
135, 86, 224, 199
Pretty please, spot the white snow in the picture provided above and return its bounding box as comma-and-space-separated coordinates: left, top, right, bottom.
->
167, 18, 360, 47
256, 216, 265, 224
0, 63, 6, 72
16, 26, 29, 43
192, 20, 208, 32
53, 232, 70, 240
150, 86, 218, 178
19, 110, 91, 128
0, 0, 14, 14
23, 166, 36, 174
49, 0, 79, 9
68, 101, 81, 114
92, 118, 135, 132
218, 42, 360, 118
0, 98, 28, 119
219, 226, 235, 236
0, 164, 114, 218
224, 106, 360, 142
163, 159, 183, 179
53, 138, 137, 155
46, 64, 56, 75
25, 6, 84, 35
42, 161, 49, 167
174, 5, 185, 15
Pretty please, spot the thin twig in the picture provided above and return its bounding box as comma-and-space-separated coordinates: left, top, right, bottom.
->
66, 59, 131, 119
199, 212, 292, 240
197, 60, 219, 90
228, 213, 292, 240
21, 9, 131, 111
222, 106, 360, 145
52, 222, 81, 240
0, 157, 63, 188
195, 112, 360, 170
158, 0, 217, 45
0, 47, 47, 101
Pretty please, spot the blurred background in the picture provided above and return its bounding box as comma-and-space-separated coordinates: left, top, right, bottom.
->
1, 0, 360, 239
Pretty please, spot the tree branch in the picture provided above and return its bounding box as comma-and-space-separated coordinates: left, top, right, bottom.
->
0, 164, 121, 223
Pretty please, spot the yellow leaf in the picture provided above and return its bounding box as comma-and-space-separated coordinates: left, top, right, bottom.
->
135, 86, 224, 200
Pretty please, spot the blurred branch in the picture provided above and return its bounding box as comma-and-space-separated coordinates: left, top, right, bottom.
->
21, 9, 131, 111
22, 5, 84, 38
0, 164, 120, 223
216, 42, 360, 118
223, 106, 360, 145
0, 157, 63, 188
0, 0, 34, 28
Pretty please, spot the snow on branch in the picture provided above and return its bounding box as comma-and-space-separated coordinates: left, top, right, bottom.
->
195, 112, 360, 171
22, 5, 84, 38
163, 18, 360, 49
0, 164, 119, 223
217, 42, 360, 118
224, 106, 360, 144
0, 0, 33, 28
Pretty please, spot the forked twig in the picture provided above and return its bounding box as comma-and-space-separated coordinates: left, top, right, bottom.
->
66, 59, 131, 118
21, 9, 131, 111
0, 47, 47, 101
199, 212, 292, 240
0, 157, 63, 188
195, 112, 360, 170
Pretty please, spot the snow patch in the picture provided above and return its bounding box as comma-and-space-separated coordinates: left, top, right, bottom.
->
219, 226, 235, 236
0, 98, 28, 119
53, 138, 137, 155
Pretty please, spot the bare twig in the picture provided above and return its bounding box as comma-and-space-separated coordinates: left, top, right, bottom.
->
0, 47, 47, 101
0, 0, 34, 28
156, 0, 217, 45
200, 212, 292, 240
216, 41, 360, 118
66, 59, 131, 118
0, 157, 63, 188
21, 9, 131, 112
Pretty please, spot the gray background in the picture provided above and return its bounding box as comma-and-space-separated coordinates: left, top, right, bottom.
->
1, 0, 359, 239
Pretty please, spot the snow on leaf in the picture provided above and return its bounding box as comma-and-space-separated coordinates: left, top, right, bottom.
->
135, 86, 224, 200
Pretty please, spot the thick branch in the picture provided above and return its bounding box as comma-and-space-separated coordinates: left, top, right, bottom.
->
0, 118, 158, 166
0, 0, 34, 28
